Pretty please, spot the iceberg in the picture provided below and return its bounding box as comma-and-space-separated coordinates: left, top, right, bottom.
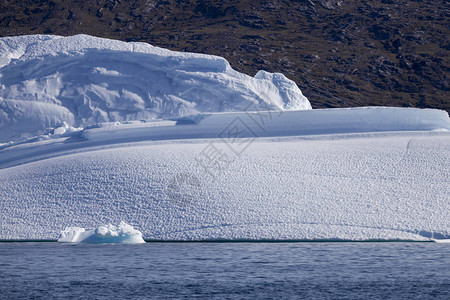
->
0, 107, 449, 242
0, 34, 310, 143
58, 222, 145, 244
0, 34, 449, 243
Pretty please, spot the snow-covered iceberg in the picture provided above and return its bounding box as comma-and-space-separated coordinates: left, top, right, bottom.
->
0, 34, 310, 143
1, 34, 449, 243
0, 107, 449, 242
58, 222, 145, 244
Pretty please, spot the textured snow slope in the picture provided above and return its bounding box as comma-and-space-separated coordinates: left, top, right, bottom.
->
1, 107, 448, 169
0, 108, 449, 241
83, 106, 450, 142
0, 34, 310, 143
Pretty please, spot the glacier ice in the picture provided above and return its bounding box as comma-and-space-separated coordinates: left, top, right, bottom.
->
58, 221, 145, 244
0, 108, 449, 242
1, 34, 449, 243
0, 34, 310, 143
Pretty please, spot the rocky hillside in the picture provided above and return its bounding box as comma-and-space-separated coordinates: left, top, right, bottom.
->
0, 0, 448, 111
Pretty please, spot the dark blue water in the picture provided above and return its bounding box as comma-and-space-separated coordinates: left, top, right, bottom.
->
0, 242, 449, 299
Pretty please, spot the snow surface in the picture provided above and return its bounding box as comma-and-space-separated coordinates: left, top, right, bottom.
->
0, 107, 448, 169
0, 107, 449, 242
58, 221, 145, 244
0, 34, 310, 143
82, 106, 450, 142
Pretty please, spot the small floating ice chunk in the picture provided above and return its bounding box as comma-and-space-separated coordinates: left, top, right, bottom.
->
58, 221, 145, 244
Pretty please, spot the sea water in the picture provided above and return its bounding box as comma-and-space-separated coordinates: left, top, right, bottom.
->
0, 242, 448, 299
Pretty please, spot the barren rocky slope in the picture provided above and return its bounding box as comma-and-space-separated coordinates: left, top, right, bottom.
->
0, 0, 448, 111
